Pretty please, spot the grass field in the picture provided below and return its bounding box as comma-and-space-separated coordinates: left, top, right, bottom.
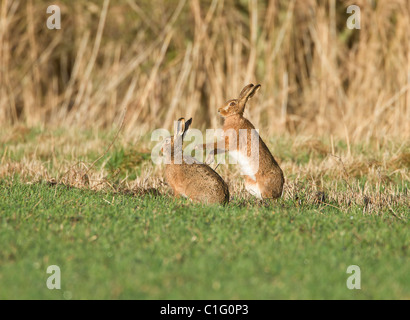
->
0, 127, 409, 299
0, 179, 408, 300
1, 0, 409, 300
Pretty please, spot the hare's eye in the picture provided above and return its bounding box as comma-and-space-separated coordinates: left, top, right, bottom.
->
230, 102, 235, 107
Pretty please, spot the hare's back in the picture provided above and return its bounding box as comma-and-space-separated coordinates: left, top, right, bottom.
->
184, 163, 227, 189
183, 163, 229, 204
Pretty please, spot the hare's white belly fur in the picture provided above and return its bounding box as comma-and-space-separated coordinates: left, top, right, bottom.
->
229, 150, 262, 199
229, 150, 257, 180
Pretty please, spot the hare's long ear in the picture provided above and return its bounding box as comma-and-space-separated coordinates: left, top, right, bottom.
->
239, 84, 261, 110
175, 118, 186, 138
183, 118, 193, 139
238, 84, 255, 100
175, 117, 192, 140
248, 84, 261, 99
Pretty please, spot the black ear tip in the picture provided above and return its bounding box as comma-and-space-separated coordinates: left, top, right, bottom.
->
185, 118, 193, 126
252, 84, 261, 93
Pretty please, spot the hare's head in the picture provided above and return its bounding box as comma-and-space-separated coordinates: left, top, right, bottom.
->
161, 118, 192, 157
218, 84, 261, 117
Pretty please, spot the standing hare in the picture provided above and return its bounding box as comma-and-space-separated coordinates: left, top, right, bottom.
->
162, 118, 229, 205
200, 84, 284, 200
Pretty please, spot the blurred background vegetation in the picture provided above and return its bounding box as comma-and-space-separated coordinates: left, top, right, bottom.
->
1, 0, 409, 140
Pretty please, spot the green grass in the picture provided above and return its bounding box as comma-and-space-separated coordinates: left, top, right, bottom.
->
105, 147, 152, 181
0, 180, 408, 299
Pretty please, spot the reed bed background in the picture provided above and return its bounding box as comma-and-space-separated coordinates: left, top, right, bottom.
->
1, 0, 409, 140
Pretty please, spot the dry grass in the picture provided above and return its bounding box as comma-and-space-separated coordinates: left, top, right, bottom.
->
1, 156, 408, 216
1, 126, 408, 216
0, 0, 409, 139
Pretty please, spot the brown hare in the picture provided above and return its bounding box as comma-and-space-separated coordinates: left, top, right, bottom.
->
162, 118, 229, 205
199, 84, 284, 200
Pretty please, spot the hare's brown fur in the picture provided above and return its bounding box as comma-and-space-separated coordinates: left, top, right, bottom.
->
163, 118, 229, 205
165, 162, 229, 204
202, 84, 284, 199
